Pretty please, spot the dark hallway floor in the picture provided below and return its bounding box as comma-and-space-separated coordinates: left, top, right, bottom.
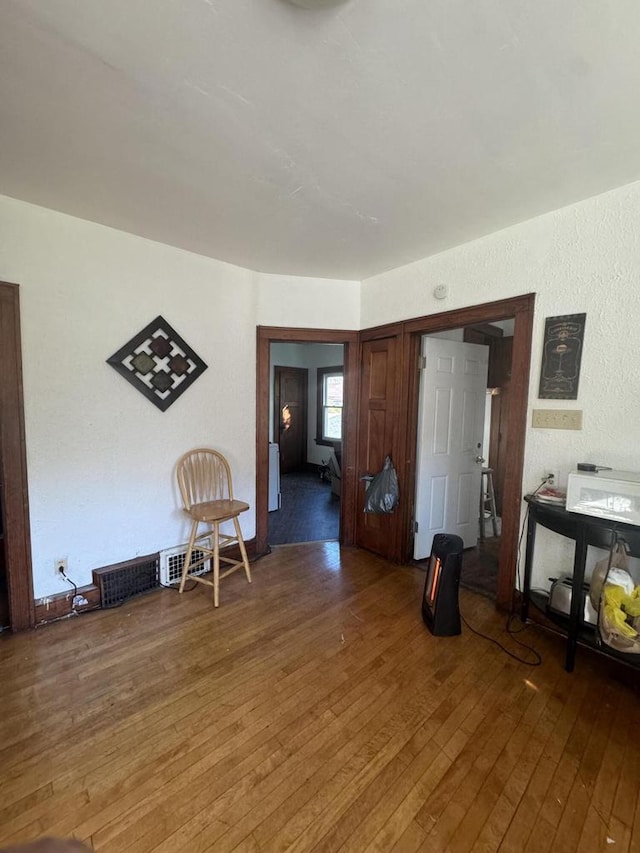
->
459, 535, 500, 599
413, 535, 499, 600
268, 469, 340, 545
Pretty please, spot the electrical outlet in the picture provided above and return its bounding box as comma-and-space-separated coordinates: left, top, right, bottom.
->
55, 558, 68, 576
532, 409, 582, 430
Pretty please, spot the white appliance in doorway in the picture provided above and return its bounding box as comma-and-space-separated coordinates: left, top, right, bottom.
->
268, 442, 281, 511
413, 337, 489, 558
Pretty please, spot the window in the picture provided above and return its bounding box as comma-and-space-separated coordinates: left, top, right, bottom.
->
316, 366, 343, 445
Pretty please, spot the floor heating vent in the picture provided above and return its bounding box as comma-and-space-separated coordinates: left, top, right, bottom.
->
159, 540, 212, 586
92, 553, 160, 608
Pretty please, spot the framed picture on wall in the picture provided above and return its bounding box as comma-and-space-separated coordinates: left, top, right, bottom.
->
538, 313, 586, 400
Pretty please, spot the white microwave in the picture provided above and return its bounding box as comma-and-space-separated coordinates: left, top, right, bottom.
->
566, 469, 640, 526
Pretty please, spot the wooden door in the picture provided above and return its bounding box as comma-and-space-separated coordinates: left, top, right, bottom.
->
274, 366, 308, 474
355, 337, 399, 559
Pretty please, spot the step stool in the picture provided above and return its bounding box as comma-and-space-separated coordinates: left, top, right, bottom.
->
479, 467, 498, 542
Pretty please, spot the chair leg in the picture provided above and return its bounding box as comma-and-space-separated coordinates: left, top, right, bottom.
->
233, 516, 252, 584
179, 520, 199, 593
213, 521, 220, 608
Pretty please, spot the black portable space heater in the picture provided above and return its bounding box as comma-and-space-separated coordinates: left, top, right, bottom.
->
421, 533, 464, 636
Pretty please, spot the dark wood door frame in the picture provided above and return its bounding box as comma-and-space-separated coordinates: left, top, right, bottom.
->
256, 294, 534, 610
394, 293, 534, 610
256, 327, 359, 557
0, 281, 35, 631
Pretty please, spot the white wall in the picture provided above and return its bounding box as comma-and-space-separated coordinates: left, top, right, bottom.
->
256, 272, 360, 330
0, 196, 351, 600
4, 179, 640, 601
363, 180, 640, 589
0, 195, 258, 598
270, 342, 344, 466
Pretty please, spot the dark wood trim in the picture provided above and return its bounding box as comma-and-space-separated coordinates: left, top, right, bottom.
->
315, 365, 344, 446
398, 329, 423, 564
256, 327, 359, 557
390, 332, 411, 562
0, 281, 34, 631
401, 295, 530, 336
341, 335, 359, 549
257, 296, 534, 612
259, 327, 359, 343
496, 298, 534, 609
398, 294, 535, 610
35, 584, 101, 625
358, 321, 405, 342
256, 331, 271, 557
219, 537, 263, 565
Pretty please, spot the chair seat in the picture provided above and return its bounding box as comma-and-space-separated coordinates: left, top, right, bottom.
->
186, 498, 249, 523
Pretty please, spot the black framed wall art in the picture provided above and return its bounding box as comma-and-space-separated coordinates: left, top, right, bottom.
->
107, 316, 208, 411
538, 313, 586, 400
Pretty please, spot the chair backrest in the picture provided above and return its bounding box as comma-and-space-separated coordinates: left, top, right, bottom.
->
176, 448, 235, 510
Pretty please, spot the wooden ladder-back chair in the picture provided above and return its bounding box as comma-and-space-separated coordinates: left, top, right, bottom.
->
176, 448, 251, 607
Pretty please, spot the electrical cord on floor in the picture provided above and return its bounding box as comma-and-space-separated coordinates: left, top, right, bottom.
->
457, 477, 552, 667
460, 611, 542, 666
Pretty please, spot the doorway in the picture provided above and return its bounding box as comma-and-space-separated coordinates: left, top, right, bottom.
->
399, 295, 533, 609
256, 328, 359, 556
413, 320, 515, 600
269, 346, 344, 545
256, 295, 533, 609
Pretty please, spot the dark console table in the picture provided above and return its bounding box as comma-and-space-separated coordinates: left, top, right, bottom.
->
521, 496, 640, 672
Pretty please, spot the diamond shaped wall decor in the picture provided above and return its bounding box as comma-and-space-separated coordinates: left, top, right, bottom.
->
107, 316, 208, 411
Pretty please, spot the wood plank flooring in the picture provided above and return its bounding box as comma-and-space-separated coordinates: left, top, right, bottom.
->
0, 542, 638, 852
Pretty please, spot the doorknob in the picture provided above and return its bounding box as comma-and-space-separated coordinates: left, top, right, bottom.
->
475, 455, 485, 464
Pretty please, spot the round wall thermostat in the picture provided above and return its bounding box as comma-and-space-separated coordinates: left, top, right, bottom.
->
433, 285, 448, 300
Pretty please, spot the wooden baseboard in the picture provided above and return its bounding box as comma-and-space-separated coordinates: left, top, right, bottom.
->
35, 584, 101, 625
220, 537, 265, 563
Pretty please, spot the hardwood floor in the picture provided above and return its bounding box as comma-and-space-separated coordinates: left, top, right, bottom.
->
0, 543, 638, 852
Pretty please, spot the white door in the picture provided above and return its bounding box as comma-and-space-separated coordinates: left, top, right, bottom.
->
414, 337, 489, 558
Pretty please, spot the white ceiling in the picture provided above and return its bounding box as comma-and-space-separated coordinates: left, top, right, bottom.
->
2, 0, 640, 280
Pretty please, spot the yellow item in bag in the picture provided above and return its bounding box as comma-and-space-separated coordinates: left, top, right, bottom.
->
622, 586, 640, 617
603, 585, 639, 639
